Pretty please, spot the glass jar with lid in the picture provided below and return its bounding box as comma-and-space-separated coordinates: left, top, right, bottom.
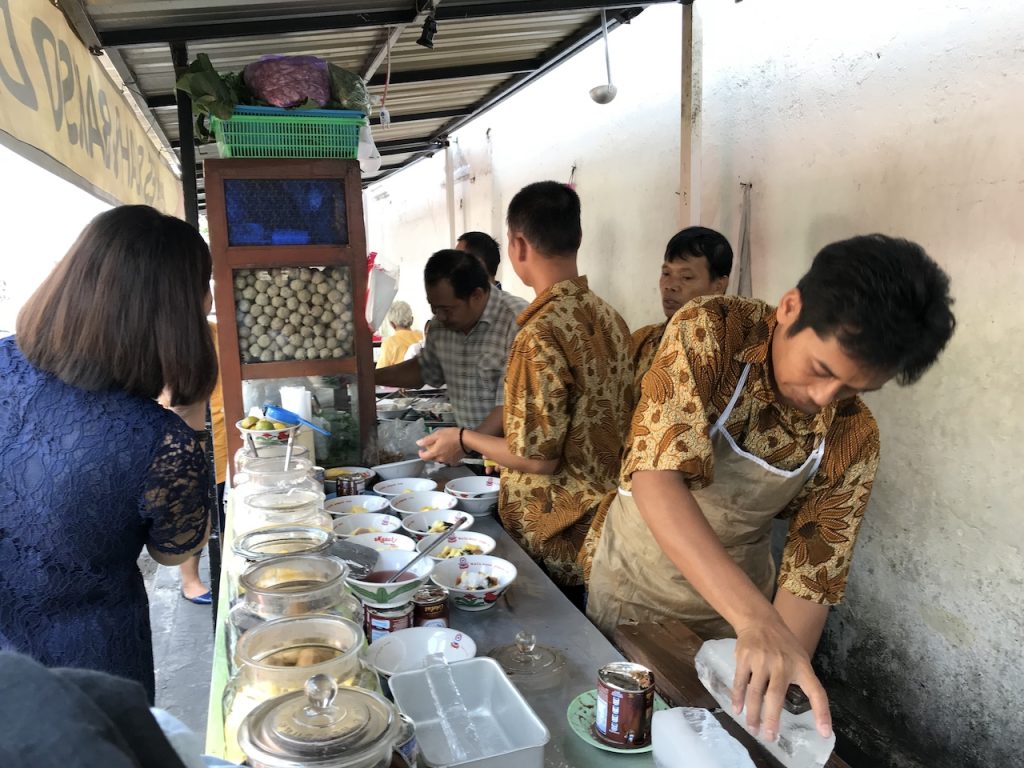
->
230, 455, 325, 540
223, 615, 380, 765
226, 525, 335, 608
234, 488, 331, 541
239, 675, 405, 768
234, 443, 311, 484
227, 554, 362, 669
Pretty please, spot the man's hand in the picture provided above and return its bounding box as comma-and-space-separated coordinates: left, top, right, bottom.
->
417, 428, 465, 465
731, 618, 832, 742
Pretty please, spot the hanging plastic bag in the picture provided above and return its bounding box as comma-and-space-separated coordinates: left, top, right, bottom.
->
377, 418, 428, 464
365, 251, 400, 334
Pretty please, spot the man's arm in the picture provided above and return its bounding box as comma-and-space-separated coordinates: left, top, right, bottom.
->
631, 470, 831, 743
375, 357, 424, 389
474, 406, 504, 437
417, 427, 558, 474
773, 589, 828, 656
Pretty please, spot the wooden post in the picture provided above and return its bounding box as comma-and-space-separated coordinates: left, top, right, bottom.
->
680, 3, 703, 227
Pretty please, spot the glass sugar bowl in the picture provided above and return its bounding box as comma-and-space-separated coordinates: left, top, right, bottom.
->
234, 489, 331, 541
239, 675, 403, 768
223, 615, 380, 765
226, 525, 335, 607
227, 555, 362, 672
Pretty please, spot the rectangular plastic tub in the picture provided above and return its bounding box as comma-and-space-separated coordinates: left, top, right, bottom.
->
389, 657, 549, 768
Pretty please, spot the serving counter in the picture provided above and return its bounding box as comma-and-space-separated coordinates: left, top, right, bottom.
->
205, 467, 655, 767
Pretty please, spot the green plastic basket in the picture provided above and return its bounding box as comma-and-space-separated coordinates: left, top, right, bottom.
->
211, 106, 366, 159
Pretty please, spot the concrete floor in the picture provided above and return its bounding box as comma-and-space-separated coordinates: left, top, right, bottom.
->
142, 550, 215, 742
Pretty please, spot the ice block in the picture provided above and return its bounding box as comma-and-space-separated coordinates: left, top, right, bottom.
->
652, 707, 755, 768
694, 639, 836, 768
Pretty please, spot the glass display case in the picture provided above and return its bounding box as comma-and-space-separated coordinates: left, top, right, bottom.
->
205, 159, 376, 467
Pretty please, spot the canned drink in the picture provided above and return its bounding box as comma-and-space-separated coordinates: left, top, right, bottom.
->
364, 602, 413, 643
412, 585, 449, 628
394, 713, 420, 767
594, 662, 655, 748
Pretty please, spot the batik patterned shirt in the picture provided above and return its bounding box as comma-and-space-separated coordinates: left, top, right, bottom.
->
630, 321, 668, 402
619, 295, 880, 604
500, 277, 634, 587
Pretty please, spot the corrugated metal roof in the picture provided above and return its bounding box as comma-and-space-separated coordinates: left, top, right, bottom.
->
70, 1, 673, 209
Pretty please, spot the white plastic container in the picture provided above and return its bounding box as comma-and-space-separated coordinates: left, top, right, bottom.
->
389, 657, 549, 768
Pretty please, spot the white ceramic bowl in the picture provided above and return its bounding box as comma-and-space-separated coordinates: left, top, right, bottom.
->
376, 403, 411, 420
389, 491, 458, 519
346, 549, 435, 608
371, 458, 426, 481
373, 477, 437, 497
430, 554, 517, 612
415, 530, 496, 561
325, 495, 390, 516
444, 476, 499, 515
333, 512, 403, 538
401, 510, 475, 542
364, 627, 476, 677
347, 531, 417, 552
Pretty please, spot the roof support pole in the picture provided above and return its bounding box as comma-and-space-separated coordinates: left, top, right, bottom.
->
172, 43, 199, 227
679, 2, 702, 226
444, 142, 457, 247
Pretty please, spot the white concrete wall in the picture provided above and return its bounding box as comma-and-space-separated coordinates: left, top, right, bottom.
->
699, 2, 1023, 765
363, 2, 1022, 764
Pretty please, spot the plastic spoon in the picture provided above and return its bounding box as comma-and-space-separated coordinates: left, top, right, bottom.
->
384, 515, 468, 584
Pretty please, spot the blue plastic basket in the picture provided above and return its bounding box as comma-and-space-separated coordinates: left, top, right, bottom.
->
211, 106, 367, 159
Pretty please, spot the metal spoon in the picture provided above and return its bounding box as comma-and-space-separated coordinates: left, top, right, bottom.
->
384, 515, 468, 584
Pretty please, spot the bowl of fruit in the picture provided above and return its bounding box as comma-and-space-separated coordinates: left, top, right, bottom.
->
236, 415, 300, 444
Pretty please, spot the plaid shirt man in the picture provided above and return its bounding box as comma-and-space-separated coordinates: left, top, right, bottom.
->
419, 288, 528, 428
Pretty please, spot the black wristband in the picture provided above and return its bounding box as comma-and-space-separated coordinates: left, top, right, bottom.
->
458, 427, 467, 454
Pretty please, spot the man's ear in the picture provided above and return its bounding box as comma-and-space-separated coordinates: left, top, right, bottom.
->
776, 288, 803, 326
711, 275, 730, 294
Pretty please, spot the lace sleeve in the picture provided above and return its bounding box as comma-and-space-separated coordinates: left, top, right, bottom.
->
140, 421, 211, 555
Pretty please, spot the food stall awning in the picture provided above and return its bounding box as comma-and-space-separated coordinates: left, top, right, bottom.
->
0, 0, 183, 215
56, 1, 677, 213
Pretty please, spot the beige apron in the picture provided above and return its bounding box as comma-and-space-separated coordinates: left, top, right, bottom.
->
587, 364, 825, 640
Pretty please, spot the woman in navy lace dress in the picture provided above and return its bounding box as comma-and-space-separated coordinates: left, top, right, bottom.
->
0, 205, 218, 703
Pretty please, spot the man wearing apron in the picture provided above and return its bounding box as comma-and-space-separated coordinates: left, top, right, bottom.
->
587, 234, 956, 743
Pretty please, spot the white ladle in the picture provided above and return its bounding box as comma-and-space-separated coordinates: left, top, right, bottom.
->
590, 9, 617, 104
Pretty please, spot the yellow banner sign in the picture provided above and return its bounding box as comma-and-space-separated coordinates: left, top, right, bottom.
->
0, 0, 181, 214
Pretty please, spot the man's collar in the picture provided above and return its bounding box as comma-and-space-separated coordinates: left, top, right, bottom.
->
517, 276, 589, 326
734, 308, 775, 366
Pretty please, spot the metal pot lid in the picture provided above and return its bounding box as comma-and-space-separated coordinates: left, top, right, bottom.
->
242, 675, 398, 765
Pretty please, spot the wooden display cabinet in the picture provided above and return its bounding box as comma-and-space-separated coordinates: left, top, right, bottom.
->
205, 158, 376, 466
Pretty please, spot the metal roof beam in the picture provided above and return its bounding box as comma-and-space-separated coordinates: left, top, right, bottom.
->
98, 9, 417, 47
434, 1, 656, 20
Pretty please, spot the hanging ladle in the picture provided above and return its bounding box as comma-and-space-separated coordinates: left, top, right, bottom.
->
590, 9, 618, 104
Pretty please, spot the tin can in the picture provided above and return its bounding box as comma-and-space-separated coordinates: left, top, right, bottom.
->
394, 713, 420, 767
412, 585, 449, 628
364, 601, 414, 643
593, 662, 655, 748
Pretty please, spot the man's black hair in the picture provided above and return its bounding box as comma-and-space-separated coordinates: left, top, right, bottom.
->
457, 231, 501, 279
790, 234, 955, 385
664, 226, 734, 280
424, 249, 491, 300
506, 181, 582, 257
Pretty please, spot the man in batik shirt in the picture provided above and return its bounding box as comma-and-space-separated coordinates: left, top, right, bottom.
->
419, 182, 633, 605
587, 235, 955, 746
630, 226, 733, 400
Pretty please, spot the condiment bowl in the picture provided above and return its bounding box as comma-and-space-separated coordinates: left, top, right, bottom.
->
372, 476, 436, 497
389, 491, 458, 519
325, 495, 389, 516
345, 549, 434, 608
333, 512, 403, 538
430, 554, 517, 611
364, 627, 477, 677
416, 530, 496, 561
444, 476, 500, 516
401, 510, 475, 542
347, 531, 417, 552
